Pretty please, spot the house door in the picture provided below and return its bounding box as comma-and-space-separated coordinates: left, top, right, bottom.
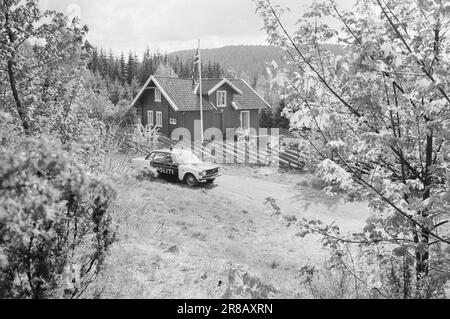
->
213, 112, 223, 133
241, 111, 250, 131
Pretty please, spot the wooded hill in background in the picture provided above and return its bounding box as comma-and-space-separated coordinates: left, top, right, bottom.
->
168, 44, 345, 81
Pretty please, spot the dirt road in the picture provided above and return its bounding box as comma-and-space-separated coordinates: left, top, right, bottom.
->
211, 173, 370, 233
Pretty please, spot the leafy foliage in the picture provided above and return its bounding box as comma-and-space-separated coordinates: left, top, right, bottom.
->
222, 264, 278, 299
0, 134, 117, 299
0, 1, 121, 299
0, 0, 91, 137
260, 100, 290, 128
255, 0, 450, 298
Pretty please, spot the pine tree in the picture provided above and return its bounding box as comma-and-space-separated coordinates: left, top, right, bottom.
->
111, 56, 120, 81
99, 49, 108, 78
119, 52, 127, 85
90, 48, 99, 73
251, 76, 258, 89
133, 52, 139, 79
205, 62, 212, 78
139, 47, 152, 84
107, 49, 115, 79
126, 51, 135, 84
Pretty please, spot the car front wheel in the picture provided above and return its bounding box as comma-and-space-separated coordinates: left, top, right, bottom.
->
184, 174, 198, 187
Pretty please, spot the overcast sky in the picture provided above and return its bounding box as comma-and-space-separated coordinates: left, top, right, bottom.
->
39, 0, 355, 55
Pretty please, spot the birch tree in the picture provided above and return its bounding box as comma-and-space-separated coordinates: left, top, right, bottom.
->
0, 0, 89, 138
255, 0, 450, 298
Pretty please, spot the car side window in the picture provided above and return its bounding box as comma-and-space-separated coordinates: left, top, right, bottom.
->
164, 154, 173, 164
146, 153, 155, 161
153, 153, 166, 163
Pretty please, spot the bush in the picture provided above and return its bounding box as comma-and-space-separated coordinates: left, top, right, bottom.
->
0, 135, 117, 299
299, 252, 449, 299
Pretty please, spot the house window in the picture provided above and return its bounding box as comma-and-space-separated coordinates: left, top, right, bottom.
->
217, 91, 227, 107
240, 111, 250, 131
156, 111, 163, 127
155, 88, 161, 102
147, 111, 154, 127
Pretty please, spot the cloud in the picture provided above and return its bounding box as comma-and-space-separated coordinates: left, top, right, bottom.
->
39, 0, 354, 54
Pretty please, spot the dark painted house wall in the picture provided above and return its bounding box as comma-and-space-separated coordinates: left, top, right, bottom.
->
139, 87, 171, 136
136, 83, 260, 141
209, 84, 259, 133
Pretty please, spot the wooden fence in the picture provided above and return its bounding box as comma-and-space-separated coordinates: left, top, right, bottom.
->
81, 131, 313, 171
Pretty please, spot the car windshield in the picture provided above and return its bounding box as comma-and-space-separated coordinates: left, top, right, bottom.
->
173, 151, 201, 164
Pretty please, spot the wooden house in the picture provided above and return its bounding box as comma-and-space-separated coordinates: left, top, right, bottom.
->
130, 76, 271, 141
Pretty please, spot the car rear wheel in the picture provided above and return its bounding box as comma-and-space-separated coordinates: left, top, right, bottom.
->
184, 174, 198, 187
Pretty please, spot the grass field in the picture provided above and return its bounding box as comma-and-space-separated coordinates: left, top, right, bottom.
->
85, 168, 369, 299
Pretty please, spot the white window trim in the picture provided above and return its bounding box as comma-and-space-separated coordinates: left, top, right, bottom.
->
217, 91, 227, 107
240, 111, 250, 130
155, 88, 162, 102
156, 111, 163, 128
147, 111, 154, 127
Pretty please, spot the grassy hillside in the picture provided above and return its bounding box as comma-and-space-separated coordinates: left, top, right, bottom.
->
85, 179, 316, 298
168, 44, 344, 80
83, 161, 369, 299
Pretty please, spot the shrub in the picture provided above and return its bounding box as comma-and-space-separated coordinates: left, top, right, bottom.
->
0, 135, 117, 299
222, 264, 278, 299
299, 251, 449, 299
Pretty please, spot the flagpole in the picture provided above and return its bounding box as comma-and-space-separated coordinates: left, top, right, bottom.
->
198, 39, 204, 144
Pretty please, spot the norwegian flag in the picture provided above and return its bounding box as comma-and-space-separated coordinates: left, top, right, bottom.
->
192, 47, 201, 90
193, 48, 200, 69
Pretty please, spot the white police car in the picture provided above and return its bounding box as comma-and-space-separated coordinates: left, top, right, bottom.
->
131, 148, 222, 187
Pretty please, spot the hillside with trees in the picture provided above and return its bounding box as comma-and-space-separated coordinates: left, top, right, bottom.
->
168, 44, 344, 81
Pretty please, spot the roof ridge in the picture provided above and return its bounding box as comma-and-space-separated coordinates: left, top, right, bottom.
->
152, 75, 243, 81
153, 75, 190, 80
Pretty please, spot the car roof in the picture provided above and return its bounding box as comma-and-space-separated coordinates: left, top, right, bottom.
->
150, 148, 193, 155
151, 149, 172, 154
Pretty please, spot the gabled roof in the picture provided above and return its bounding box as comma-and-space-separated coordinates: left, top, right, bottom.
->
230, 79, 272, 110
197, 78, 243, 96
130, 76, 271, 111
199, 79, 221, 94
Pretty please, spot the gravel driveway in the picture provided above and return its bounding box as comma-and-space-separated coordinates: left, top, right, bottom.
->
210, 173, 370, 233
